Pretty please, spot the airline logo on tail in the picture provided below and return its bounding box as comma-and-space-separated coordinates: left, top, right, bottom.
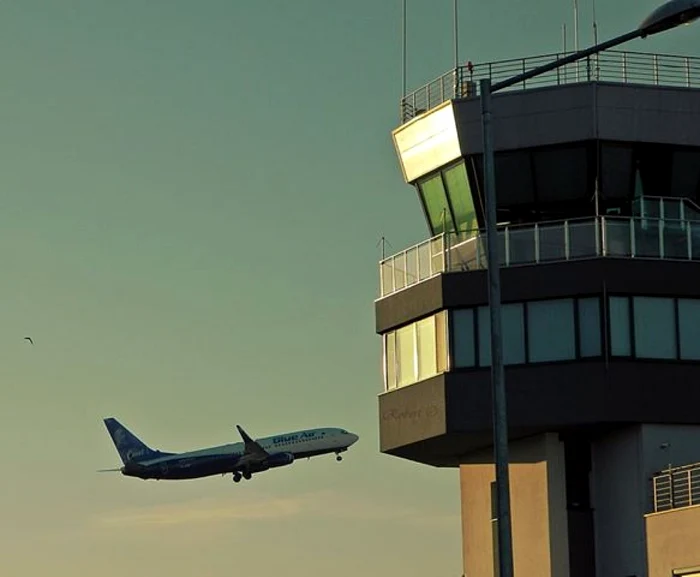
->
104, 417, 159, 464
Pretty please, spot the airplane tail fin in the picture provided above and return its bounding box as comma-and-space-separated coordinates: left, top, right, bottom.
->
103, 417, 159, 464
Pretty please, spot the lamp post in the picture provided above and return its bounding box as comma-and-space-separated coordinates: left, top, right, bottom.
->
480, 2, 700, 576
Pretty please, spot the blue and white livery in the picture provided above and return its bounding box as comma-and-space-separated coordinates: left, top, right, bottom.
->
101, 417, 359, 483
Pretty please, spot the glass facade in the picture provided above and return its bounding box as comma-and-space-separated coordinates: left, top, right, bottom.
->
418, 175, 454, 235
527, 299, 575, 362
609, 295, 700, 361
679, 299, 700, 360
632, 297, 676, 359
578, 298, 602, 357
609, 296, 632, 356
451, 297, 603, 369
417, 160, 478, 236
477, 304, 526, 366
385, 295, 700, 392
384, 312, 447, 391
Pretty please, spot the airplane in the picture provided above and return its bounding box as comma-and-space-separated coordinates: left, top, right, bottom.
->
100, 417, 359, 483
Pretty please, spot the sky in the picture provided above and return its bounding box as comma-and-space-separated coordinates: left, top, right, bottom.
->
0, 1, 697, 576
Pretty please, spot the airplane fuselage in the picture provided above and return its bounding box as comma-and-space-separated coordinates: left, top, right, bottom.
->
119, 427, 357, 481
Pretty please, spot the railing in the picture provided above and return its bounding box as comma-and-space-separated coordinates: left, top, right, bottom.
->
400, 50, 700, 123
652, 463, 700, 512
378, 215, 700, 299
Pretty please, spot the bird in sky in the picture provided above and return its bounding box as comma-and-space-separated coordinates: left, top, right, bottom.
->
24, 337, 33, 345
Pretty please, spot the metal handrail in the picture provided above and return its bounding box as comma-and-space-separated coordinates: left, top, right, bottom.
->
652, 463, 700, 512
400, 50, 700, 123
378, 212, 700, 299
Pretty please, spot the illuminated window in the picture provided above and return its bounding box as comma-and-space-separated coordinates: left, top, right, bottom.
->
383, 313, 448, 391
416, 317, 437, 380
396, 324, 415, 387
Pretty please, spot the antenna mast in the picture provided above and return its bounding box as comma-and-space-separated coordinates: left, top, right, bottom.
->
402, 0, 407, 97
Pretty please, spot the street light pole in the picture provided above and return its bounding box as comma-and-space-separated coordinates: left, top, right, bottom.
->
478, 2, 700, 575
480, 76, 514, 577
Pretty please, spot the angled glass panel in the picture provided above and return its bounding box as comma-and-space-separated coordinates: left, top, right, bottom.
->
478, 303, 525, 366
443, 162, 477, 234
452, 309, 476, 368
418, 174, 455, 235
609, 297, 631, 356
578, 298, 602, 357
527, 299, 576, 362
633, 297, 676, 359
678, 299, 700, 360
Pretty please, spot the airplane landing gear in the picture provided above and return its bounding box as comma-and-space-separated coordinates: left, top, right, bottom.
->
336, 453, 343, 462
233, 472, 242, 483
243, 470, 252, 480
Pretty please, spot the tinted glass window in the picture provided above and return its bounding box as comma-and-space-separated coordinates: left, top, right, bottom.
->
633, 297, 676, 359
478, 303, 526, 366
678, 299, 700, 360
418, 174, 454, 235
609, 297, 631, 356
452, 309, 476, 368
527, 299, 576, 362
578, 298, 602, 357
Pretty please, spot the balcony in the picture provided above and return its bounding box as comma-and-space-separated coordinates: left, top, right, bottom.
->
378, 197, 700, 299
652, 462, 700, 512
400, 50, 700, 123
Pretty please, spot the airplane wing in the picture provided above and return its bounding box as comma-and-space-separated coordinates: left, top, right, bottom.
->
235, 425, 269, 462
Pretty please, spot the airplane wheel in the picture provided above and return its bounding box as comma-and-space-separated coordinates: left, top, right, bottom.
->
336, 454, 343, 462
233, 474, 242, 483
243, 471, 252, 480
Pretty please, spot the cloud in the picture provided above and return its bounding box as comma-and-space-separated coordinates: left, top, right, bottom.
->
95, 489, 459, 531
97, 495, 303, 528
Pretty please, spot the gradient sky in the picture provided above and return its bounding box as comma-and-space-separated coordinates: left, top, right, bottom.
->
0, 2, 697, 576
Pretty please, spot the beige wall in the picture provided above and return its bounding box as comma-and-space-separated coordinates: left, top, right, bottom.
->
460, 434, 569, 577
646, 505, 700, 577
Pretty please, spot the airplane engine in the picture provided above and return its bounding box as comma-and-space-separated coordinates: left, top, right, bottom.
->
266, 452, 295, 469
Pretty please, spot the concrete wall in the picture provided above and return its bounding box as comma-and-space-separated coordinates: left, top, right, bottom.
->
591, 427, 647, 577
591, 425, 700, 577
460, 434, 569, 577
646, 506, 700, 577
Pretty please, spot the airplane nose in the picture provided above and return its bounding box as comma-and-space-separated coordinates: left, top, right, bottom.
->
348, 433, 359, 445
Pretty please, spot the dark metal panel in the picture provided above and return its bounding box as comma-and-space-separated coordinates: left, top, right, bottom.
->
379, 360, 700, 466
453, 84, 596, 155
597, 84, 700, 147
452, 82, 700, 156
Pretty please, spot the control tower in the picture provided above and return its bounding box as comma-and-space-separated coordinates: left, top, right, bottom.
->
376, 49, 700, 577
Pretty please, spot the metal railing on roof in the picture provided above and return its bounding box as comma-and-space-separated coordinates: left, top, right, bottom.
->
652, 463, 700, 512
400, 50, 700, 123
378, 213, 700, 299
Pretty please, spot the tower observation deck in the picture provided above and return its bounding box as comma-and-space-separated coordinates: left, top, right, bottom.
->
375, 48, 700, 577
